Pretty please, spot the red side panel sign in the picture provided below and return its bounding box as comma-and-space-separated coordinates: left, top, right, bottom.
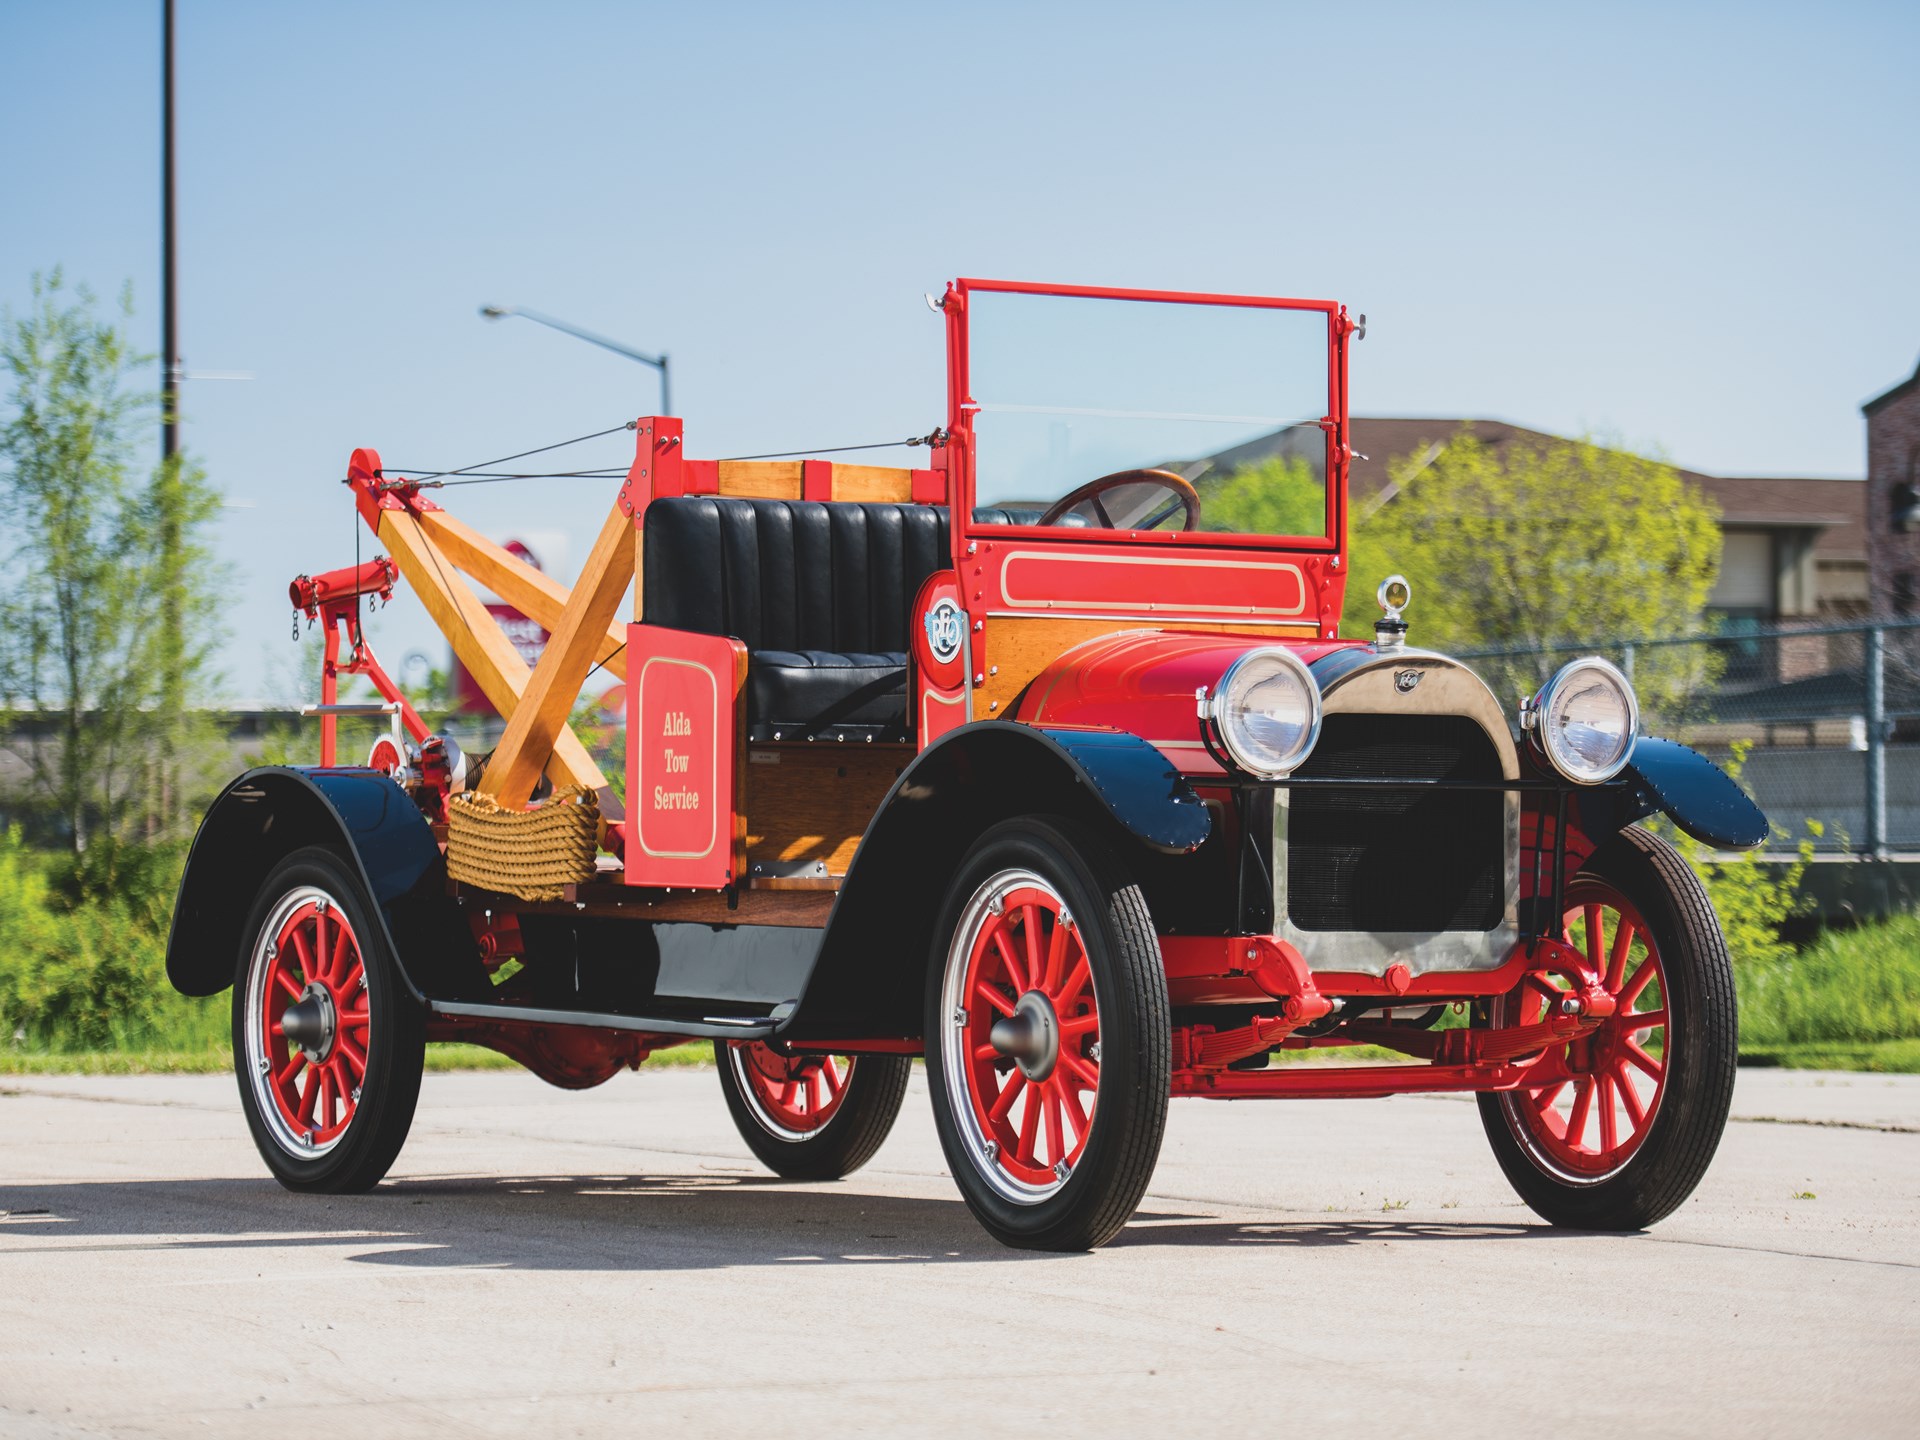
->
624, 624, 744, 889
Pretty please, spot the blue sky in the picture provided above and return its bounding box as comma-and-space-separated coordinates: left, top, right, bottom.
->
3, 0, 1917, 699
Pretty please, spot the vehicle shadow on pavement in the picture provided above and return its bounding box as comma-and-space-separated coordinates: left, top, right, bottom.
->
3, 1174, 1548, 1268
1110, 1217, 1546, 1249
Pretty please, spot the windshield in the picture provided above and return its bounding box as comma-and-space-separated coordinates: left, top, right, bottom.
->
966, 289, 1332, 540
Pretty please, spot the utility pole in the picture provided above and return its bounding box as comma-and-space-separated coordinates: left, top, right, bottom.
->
157, 0, 183, 832
162, 0, 179, 461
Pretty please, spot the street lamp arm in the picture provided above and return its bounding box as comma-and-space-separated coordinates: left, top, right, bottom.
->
479, 305, 666, 371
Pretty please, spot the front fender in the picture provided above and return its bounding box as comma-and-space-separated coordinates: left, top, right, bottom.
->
778, 721, 1207, 1042
1600, 736, 1771, 849
165, 767, 448, 998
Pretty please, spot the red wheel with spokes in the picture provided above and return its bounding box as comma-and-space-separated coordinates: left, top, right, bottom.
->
928, 816, 1169, 1252
253, 887, 371, 1150
1480, 829, 1736, 1229
731, 1046, 855, 1136
234, 846, 424, 1192
715, 1041, 909, 1181
949, 874, 1101, 1196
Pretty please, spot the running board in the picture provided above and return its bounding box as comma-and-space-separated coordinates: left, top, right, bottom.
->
430, 999, 791, 1041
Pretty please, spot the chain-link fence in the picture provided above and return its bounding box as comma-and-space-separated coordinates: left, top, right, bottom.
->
1458, 618, 1920, 855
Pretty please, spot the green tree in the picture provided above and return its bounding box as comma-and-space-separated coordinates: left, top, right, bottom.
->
1196, 455, 1328, 539
0, 271, 225, 850
1341, 428, 1722, 713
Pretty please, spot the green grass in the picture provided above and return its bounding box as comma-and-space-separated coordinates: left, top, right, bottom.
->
10, 1035, 1918, 1077
1738, 912, 1920, 1049
1736, 1039, 1920, 1073
0, 1040, 724, 1076
1, 1047, 234, 1076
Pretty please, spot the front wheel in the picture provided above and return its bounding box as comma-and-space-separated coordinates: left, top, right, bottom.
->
232, 846, 425, 1192
1478, 828, 1736, 1229
925, 815, 1170, 1251
715, 1042, 910, 1181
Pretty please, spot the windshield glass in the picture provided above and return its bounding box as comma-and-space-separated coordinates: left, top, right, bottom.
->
966, 289, 1331, 540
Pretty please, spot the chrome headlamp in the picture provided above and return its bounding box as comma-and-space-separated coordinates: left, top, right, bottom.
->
1521, 657, 1638, 784
1203, 647, 1322, 778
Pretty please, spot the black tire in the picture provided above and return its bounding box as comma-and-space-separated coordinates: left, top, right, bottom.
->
925, 814, 1170, 1251
1478, 828, 1736, 1229
715, 1042, 911, 1181
231, 845, 425, 1193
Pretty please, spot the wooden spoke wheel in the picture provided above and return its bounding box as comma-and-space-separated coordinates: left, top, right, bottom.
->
234, 846, 423, 1192
716, 1041, 909, 1182
946, 872, 1101, 1197
1479, 829, 1736, 1229
927, 816, 1169, 1251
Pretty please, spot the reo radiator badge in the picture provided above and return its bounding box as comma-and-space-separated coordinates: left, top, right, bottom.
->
1395, 669, 1423, 693
924, 598, 965, 664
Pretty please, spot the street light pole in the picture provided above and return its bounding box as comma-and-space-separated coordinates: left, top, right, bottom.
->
479, 305, 671, 415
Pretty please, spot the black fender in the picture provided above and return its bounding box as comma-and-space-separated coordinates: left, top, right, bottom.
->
166, 766, 464, 1000
1579, 736, 1771, 851
778, 721, 1208, 1043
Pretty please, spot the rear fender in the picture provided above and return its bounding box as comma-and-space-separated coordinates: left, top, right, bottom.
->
165, 767, 465, 999
778, 721, 1209, 1043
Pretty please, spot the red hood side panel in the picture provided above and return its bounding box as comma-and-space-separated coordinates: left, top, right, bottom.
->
1015, 629, 1363, 776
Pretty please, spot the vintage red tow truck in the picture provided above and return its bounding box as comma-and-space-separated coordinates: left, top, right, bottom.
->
166, 278, 1768, 1250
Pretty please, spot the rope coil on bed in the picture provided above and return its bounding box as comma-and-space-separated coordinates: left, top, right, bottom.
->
445, 786, 600, 902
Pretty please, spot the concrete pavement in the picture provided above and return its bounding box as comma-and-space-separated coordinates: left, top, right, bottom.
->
3, 1064, 1916, 1438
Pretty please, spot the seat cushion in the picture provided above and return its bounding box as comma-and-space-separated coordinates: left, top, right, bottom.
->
747, 650, 910, 742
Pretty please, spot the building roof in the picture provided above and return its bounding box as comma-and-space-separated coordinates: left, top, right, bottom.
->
1863, 355, 1920, 417
1344, 417, 1865, 564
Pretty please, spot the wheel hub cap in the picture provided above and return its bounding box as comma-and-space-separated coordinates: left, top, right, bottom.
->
989, 990, 1061, 1081
280, 983, 337, 1063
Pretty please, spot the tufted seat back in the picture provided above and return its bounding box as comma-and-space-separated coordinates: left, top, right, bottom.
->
643, 497, 950, 653
642, 497, 951, 740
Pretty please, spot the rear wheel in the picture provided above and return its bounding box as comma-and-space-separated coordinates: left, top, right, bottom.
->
716, 1042, 910, 1181
233, 846, 425, 1192
926, 815, 1169, 1251
1478, 828, 1736, 1229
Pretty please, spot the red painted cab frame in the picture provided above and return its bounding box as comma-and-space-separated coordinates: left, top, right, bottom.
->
940, 277, 1358, 643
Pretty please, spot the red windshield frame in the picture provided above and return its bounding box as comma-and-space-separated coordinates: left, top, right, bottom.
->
943, 277, 1352, 559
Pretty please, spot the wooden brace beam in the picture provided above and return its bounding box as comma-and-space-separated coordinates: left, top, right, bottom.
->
377, 509, 606, 794
477, 501, 636, 810
415, 508, 627, 681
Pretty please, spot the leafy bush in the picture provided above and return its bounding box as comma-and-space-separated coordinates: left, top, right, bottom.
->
1648, 743, 1815, 969
0, 826, 223, 1053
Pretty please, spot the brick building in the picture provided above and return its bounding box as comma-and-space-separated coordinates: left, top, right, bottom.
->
1864, 355, 1920, 617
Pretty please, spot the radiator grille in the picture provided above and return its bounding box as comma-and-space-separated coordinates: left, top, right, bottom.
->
1284, 714, 1506, 933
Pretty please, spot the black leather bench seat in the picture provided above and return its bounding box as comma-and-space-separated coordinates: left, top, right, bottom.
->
643, 497, 950, 742
748, 649, 910, 740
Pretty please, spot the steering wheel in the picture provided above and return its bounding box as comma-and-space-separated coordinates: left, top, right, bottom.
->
1035, 468, 1201, 531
